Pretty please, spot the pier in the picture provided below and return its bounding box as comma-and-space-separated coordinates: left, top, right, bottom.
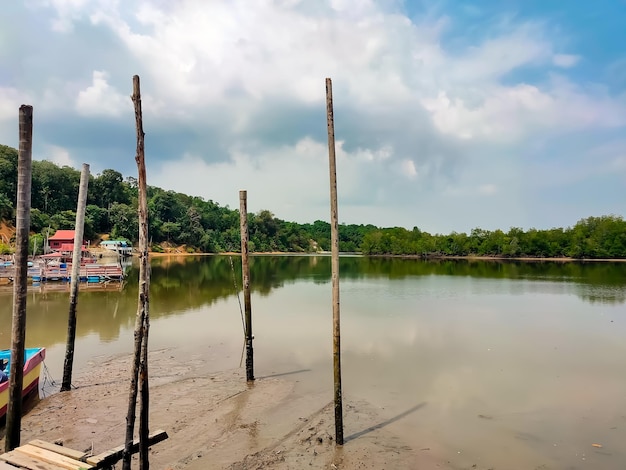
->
0, 263, 125, 283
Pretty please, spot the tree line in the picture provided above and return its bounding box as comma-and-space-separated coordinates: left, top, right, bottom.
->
361, 219, 626, 259
0, 144, 372, 254
1, 144, 624, 258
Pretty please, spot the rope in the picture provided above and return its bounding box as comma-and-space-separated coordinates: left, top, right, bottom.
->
228, 256, 246, 338
40, 360, 57, 397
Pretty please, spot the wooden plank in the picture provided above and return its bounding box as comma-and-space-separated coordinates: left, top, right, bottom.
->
1, 450, 68, 470
27, 442, 86, 462
13, 445, 92, 470
0, 461, 20, 469
85, 430, 167, 468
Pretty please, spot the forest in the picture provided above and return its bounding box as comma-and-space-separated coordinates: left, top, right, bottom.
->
1, 144, 625, 259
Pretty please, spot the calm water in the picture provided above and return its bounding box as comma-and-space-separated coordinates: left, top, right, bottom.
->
1, 255, 626, 469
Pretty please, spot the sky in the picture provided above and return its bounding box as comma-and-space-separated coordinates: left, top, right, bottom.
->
1, 0, 625, 234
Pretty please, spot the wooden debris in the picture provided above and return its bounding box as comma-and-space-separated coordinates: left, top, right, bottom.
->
87, 430, 168, 468
28, 440, 88, 461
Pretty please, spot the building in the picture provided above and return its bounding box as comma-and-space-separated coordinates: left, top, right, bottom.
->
100, 240, 133, 257
47, 230, 87, 252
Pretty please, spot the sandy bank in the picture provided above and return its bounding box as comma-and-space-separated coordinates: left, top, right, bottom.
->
0, 349, 446, 469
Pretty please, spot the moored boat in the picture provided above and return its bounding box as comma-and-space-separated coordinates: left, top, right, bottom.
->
0, 347, 46, 419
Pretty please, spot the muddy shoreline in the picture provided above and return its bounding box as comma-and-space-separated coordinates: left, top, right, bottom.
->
0, 349, 450, 469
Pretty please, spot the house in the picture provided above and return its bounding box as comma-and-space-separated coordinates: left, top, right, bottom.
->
48, 230, 87, 252
100, 240, 133, 257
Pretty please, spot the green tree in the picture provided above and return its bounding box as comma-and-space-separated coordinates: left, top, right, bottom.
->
0, 192, 13, 220
0, 145, 18, 206
92, 169, 131, 208
109, 203, 138, 241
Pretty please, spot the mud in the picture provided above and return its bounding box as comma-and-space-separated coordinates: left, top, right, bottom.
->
0, 348, 458, 469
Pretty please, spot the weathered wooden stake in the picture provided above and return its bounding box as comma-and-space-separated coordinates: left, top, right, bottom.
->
123, 74, 151, 470
5, 105, 33, 452
239, 190, 254, 382
61, 163, 90, 392
325, 77, 344, 445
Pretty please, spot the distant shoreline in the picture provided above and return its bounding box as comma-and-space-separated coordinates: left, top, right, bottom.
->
144, 251, 626, 262
368, 254, 626, 263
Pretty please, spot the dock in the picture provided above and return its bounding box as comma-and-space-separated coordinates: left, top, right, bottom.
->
0, 430, 168, 469
0, 264, 125, 283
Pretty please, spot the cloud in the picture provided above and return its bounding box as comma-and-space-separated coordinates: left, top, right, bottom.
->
478, 184, 498, 196
76, 70, 129, 117
149, 137, 418, 223
2, 0, 625, 232
39, 0, 91, 33
45, 144, 74, 167
421, 80, 625, 141
552, 54, 580, 68
0, 87, 27, 121
401, 160, 418, 179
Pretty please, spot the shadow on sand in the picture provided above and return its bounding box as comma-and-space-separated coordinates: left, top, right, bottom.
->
256, 369, 312, 379
345, 402, 427, 443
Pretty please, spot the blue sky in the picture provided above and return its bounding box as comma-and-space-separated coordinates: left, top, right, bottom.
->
1, 0, 625, 233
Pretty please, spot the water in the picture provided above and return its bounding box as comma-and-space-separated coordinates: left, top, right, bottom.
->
1, 255, 625, 468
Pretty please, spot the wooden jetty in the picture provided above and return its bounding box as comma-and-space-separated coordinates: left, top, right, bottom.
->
0, 430, 167, 469
0, 263, 125, 283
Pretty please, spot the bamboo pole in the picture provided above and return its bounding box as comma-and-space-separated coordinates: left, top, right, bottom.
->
123, 74, 151, 470
5, 105, 33, 451
239, 190, 254, 382
61, 163, 90, 392
325, 77, 344, 445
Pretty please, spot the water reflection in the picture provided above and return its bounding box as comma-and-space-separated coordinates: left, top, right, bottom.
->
0, 255, 625, 468
1, 256, 625, 353
143, 255, 626, 305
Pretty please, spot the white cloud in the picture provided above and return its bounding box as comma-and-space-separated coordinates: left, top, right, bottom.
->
422, 81, 625, 141
150, 137, 410, 223
401, 159, 418, 179
6, 0, 626, 232
478, 184, 497, 195
35, 1, 625, 144
40, 0, 90, 32
75, 70, 129, 117
0, 87, 31, 121
552, 54, 580, 68
45, 144, 74, 167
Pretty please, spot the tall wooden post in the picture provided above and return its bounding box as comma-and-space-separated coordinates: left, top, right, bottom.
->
61, 163, 90, 392
5, 105, 33, 451
325, 78, 343, 445
239, 190, 254, 382
123, 74, 151, 470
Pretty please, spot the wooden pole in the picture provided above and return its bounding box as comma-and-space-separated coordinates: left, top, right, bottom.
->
5, 105, 33, 451
61, 163, 90, 392
123, 74, 151, 470
239, 190, 254, 382
325, 77, 344, 445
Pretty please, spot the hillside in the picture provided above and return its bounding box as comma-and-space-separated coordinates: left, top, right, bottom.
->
2, 144, 626, 258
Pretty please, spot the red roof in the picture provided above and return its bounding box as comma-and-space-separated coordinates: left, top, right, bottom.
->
49, 230, 76, 241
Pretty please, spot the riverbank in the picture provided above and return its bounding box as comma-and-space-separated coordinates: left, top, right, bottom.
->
373, 254, 626, 263
146, 250, 626, 263
0, 350, 446, 469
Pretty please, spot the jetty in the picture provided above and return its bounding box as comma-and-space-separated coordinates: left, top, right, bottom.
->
0, 262, 125, 283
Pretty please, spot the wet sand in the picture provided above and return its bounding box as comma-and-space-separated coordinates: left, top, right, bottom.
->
0, 349, 448, 469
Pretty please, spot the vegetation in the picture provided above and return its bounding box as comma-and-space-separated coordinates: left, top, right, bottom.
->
1, 144, 625, 258
361, 217, 626, 259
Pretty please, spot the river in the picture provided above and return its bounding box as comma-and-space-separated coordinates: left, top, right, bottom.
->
1, 255, 625, 468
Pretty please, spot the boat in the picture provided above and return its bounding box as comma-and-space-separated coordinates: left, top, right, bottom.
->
0, 347, 46, 419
